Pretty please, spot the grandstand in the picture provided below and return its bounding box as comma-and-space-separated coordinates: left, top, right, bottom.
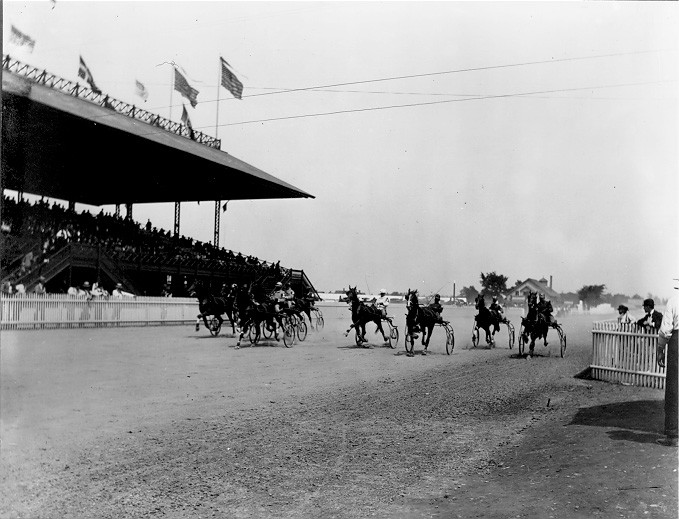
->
1, 56, 318, 300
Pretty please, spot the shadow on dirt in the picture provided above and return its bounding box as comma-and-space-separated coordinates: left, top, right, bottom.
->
568, 399, 664, 440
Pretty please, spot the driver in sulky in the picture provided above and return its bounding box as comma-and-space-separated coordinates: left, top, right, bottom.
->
375, 289, 390, 318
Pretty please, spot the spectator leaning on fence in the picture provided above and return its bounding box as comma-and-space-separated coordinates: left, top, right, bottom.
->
33, 276, 47, 295
617, 305, 634, 325
656, 286, 678, 447
636, 298, 663, 331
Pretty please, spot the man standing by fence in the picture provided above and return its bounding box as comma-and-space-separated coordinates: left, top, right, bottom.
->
656, 288, 678, 447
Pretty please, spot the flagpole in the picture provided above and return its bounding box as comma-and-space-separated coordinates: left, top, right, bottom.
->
215, 57, 221, 139
168, 66, 174, 121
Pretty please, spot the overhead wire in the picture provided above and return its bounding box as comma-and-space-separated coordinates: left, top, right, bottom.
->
202, 79, 675, 129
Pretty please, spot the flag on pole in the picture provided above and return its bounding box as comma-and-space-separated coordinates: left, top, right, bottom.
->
78, 56, 101, 94
220, 57, 243, 99
181, 104, 195, 140
9, 25, 36, 52
135, 79, 149, 102
174, 68, 199, 108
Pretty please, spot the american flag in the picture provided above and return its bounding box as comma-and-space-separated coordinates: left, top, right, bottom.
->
220, 57, 243, 100
78, 56, 101, 94
181, 105, 195, 140
174, 68, 199, 108
9, 25, 36, 52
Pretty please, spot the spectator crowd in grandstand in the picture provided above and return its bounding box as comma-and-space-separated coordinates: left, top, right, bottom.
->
1, 195, 287, 294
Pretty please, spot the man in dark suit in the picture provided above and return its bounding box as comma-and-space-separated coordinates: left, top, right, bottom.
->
636, 298, 663, 331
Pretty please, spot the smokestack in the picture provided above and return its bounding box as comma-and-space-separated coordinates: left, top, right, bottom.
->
550, 275, 553, 289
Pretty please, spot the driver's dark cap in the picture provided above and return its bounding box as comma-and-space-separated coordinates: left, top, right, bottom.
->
643, 298, 654, 308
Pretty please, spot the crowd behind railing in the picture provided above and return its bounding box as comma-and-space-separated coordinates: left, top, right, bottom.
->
1, 195, 288, 288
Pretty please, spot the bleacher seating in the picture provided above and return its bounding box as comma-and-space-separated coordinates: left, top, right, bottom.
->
1, 195, 308, 297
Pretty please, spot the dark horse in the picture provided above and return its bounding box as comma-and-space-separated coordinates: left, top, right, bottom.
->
474, 294, 500, 347
343, 286, 389, 346
189, 281, 237, 335
520, 291, 549, 355
235, 298, 284, 348
405, 289, 440, 355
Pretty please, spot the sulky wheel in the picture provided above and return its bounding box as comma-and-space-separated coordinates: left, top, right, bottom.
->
296, 319, 308, 342
282, 320, 295, 348
262, 321, 274, 339
248, 323, 260, 344
385, 320, 397, 349
471, 322, 480, 348
316, 314, 325, 330
445, 324, 455, 355
507, 322, 515, 350
556, 325, 567, 358
209, 317, 222, 336
517, 323, 525, 356
404, 330, 415, 355
389, 323, 399, 349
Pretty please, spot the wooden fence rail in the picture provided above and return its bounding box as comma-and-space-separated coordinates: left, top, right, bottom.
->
0, 294, 199, 330
591, 320, 666, 389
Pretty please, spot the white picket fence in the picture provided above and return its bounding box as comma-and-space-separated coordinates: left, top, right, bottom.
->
591, 320, 666, 389
0, 294, 199, 330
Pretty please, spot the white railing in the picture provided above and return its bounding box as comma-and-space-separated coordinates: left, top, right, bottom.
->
0, 294, 199, 330
591, 320, 666, 389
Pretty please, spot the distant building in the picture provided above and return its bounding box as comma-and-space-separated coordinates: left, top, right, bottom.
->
505, 277, 560, 305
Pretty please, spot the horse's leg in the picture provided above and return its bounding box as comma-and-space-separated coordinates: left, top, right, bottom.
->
202, 314, 210, 331
195, 314, 202, 332
375, 319, 388, 342
422, 324, 433, 354
236, 320, 248, 348
345, 322, 356, 337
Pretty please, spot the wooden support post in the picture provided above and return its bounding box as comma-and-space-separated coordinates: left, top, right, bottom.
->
214, 200, 221, 247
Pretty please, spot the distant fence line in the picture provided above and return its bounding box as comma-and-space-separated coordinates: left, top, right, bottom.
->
0, 294, 199, 330
591, 320, 666, 389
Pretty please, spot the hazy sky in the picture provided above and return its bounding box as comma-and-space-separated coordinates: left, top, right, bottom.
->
3, 1, 677, 298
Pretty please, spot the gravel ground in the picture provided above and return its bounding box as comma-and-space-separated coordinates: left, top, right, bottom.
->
1, 305, 676, 518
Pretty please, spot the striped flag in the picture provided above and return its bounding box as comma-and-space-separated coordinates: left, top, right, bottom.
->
181, 105, 195, 140
220, 57, 243, 99
9, 25, 36, 52
135, 79, 149, 102
78, 56, 101, 94
174, 68, 199, 108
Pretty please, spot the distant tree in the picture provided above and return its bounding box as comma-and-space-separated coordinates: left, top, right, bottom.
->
631, 294, 642, 300
480, 272, 509, 298
577, 284, 606, 310
460, 285, 479, 302
514, 279, 523, 288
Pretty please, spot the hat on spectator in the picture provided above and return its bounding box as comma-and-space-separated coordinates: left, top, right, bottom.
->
618, 304, 628, 312
39, 276, 46, 282
643, 298, 654, 308
82, 281, 90, 288
275, 282, 282, 287
380, 289, 386, 294
116, 283, 122, 288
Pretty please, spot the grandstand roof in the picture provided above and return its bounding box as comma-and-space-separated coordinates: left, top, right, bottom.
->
1, 69, 314, 205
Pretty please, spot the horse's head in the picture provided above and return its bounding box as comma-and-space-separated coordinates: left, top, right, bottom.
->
475, 294, 485, 309
345, 286, 359, 304
405, 288, 419, 310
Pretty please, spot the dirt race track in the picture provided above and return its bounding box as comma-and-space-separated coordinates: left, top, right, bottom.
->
1, 304, 677, 518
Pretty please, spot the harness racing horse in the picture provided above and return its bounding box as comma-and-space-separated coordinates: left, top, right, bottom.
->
189, 281, 237, 335
474, 295, 500, 347
343, 286, 389, 346
519, 291, 549, 355
405, 289, 439, 355
235, 299, 284, 348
